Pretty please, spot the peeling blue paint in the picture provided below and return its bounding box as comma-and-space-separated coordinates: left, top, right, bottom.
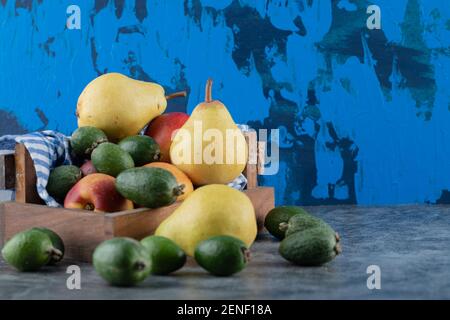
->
0, 0, 449, 205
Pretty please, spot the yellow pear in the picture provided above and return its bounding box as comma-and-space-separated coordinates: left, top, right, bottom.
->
170, 79, 248, 185
155, 184, 257, 256
77, 73, 185, 142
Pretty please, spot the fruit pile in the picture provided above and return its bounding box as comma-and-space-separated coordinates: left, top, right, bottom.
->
42, 73, 257, 271
47, 74, 248, 212
2, 73, 342, 286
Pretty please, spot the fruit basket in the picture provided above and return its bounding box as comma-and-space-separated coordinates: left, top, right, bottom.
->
0, 132, 274, 262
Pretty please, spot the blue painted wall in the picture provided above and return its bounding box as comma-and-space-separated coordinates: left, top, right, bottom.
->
0, 0, 449, 205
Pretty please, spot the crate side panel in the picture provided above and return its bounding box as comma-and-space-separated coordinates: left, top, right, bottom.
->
106, 202, 181, 240
244, 187, 275, 231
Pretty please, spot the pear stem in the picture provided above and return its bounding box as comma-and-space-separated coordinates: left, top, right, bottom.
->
166, 91, 187, 100
205, 78, 213, 103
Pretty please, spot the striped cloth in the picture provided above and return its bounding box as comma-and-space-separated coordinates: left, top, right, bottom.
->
0, 131, 71, 207
0, 127, 249, 207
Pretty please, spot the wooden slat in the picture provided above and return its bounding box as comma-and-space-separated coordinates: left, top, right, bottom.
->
14, 144, 42, 204
244, 187, 275, 231
104, 203, 181, 240
243, 131, 258, 189
105, 202, 181, 240
0, 151, 15, 189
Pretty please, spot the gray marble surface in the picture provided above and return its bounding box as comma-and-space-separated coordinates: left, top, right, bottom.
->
1, 204, 450, 300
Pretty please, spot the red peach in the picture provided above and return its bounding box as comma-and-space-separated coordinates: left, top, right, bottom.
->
144, 112, 189, 162
64, 173, 133, 213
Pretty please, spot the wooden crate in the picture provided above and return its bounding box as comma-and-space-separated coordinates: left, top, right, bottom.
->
0, 132, 274, 262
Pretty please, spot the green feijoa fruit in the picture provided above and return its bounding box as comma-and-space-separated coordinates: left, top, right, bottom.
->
70, 126, 108, 159
46, 165, 83, 202
93, 237, 151, 287
141, 236, 186, 275
118, 135, 161, 167
32, 228, 65, 265
280, 213, 337, 238
264, 206, 310, 240
1, 229, 63, 272
116, 167, 184, 208
279, 227, 342, 266
194, 235, 250, 277
91, 142, 134, 177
